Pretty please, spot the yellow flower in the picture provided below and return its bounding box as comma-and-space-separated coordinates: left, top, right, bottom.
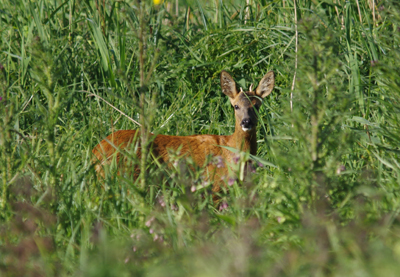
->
153, 0, 164, 5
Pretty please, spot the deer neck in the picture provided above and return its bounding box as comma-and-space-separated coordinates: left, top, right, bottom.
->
228, 121, 257, 155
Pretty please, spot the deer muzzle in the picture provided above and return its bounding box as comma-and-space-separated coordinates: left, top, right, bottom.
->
241, 118, 253, 131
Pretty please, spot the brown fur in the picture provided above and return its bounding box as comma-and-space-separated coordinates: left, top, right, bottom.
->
92, 70, 275, 194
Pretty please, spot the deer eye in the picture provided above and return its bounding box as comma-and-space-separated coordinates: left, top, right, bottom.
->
234, 105, 239, 110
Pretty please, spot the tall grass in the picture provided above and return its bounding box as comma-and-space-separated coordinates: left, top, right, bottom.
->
1, 0, 400, 275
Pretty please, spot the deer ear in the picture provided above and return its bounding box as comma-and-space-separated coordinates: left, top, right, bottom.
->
220, 71, 238, 99
255, 71, 275, 98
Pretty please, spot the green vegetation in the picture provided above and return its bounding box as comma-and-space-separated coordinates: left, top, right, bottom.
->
1, 0, 400, 275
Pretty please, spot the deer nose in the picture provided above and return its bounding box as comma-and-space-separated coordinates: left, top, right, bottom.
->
241, 118, 252, 128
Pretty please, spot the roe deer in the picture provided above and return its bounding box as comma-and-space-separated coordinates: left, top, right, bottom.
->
92, 70, 275, 194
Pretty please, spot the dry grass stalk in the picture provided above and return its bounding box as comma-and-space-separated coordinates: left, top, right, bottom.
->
290, 0, 298, 114
355, 0, 363, 23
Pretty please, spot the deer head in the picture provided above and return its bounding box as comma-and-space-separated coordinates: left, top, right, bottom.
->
220, 70, 275, 132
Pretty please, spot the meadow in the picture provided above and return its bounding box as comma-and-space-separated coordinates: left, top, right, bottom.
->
1, 0, 400, 275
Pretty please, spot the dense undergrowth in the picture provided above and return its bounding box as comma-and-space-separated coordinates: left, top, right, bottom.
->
1, 0, 400, 275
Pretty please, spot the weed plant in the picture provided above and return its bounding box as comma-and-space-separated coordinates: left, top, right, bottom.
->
1, 0, 400, 275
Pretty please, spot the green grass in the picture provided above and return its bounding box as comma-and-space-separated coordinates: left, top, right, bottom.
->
1, 0, 400, 275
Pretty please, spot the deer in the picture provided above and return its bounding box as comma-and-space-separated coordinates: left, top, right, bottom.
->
92, 70, 275, 198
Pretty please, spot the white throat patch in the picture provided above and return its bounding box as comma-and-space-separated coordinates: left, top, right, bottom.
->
242, 127, 252, 132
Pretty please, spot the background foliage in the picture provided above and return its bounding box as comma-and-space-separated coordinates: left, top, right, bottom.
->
1, 0, 400, 275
